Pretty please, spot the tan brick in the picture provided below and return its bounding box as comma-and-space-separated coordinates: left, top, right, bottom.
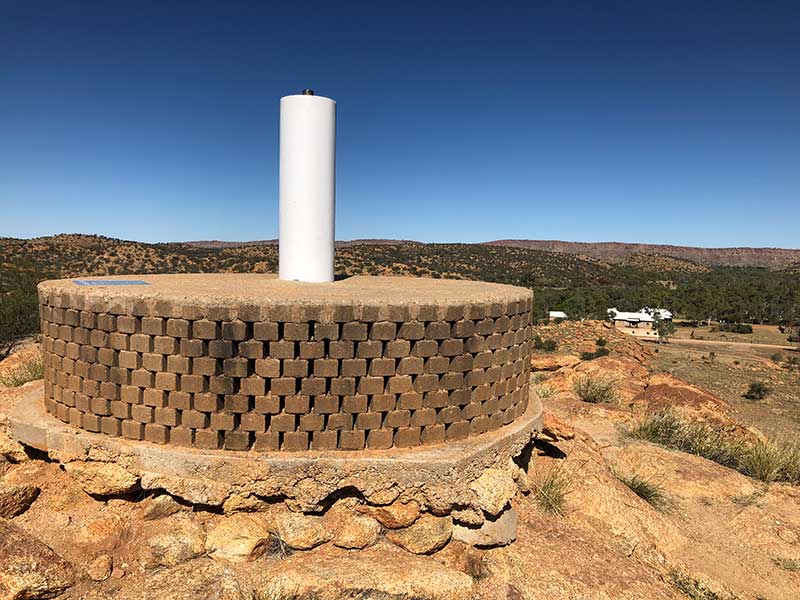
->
327, 413, 353, 431
386, 375, 413, 394
168, 390, 192, 410
253, 321, 279, 341
192, 319, 219, 339
179, 374, 206, 393
155, 407, 179, 426
370, 394, 396, 412
358, 377, 384, 395
181, 409, 208, 429
131, 369, 154, 388
155, 371, 178, 391
208, 339, 234, 358
284, 322, 309, 341
413, 373, 439, 393
398, 391, 423, 410
411, 340, 438, 357
142, 352, 165, 372
224, 430, 252, 450
153, 336, 177, 354
222, 320, 248, 340
240, 413, 267, 432
330, 377, 356, 396
397, 321, 424, 340
355, 412, 382, 430
366, 429, 393, 449
223, 357, 249, 378
313, 322, 339, 341
397, 356, 424, 375
90, 329, 109, 348
328, 340, 356, 359
97, 313, 116, 332
109, 332, 129, 351
111, 400, 131, 419
130, 333, 153, 353
143, 388, 168, 407
97, 347, 117, 367
394, 427, 421, 448
165, 318, 190, 337
370, 321, 396, 340
421, 423, 446, 445
269, 340, 296, 359
312, 394, 339, 414
254, 358, 280, 378
238, 340, 264, 359
356, 340, 382, 359
340, 358, 367, 377
385, 339, 410, 358
425, 356, 449, 374
341, 322, 368, 341
253, 431, 280, 451
254, 394, 280, 414
300, 377, 326, 396
342, 394, 368, 413
239, 376, 265, 395
118, 351, 141, 369
384, 409, 411, 428
299, 413, 324, 432
283, 431, 309, 451
285, 395, 310, 414
224, 394, 250, 413
311, 430, 338, 450
210, 412, 236, 431
269, 413, 296, 432
446, 421, 471, 441
170, 427, 194, 447
299, 341, 324, 359
270, 377, 296, 396
132, 404, 154, 423
122, 420, 145, 440
424, 389, 448, 408
338, 430, 365, 450
283, 359, 309, 378
195, 429, 223, 449
440, 338, 464, 356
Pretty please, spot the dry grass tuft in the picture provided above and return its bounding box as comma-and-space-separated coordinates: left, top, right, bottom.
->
573, 375, 617, 404
532, 464, 571, 516
616, 472, 669, 510
0, 354, 44, 387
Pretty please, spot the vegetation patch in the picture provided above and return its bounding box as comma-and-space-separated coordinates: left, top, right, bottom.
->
532, 464, 571, 516
718, 322, 753, 334
631, 410, 800, 484
615, 472, 669, 510
668, 570, 730, 600
0, 354, 44, 387
533, 335, 558, 352
743, 381, 771, 400
772, 557, 800, 572
573, 374, 617, 404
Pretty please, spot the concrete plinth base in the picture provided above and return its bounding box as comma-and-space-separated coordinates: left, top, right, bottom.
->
10, 383, 542, 515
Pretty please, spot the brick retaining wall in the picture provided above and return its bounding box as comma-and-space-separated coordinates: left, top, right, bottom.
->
38, 275, 533, 451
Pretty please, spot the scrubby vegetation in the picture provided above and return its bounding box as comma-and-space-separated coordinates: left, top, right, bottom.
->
573, 374, 617, 404
719, 322, 753, 334
743, 381, 771, 400
615, 472, 669, 510
632, 410, 800, 484
532, 464, 571, 516
533, 335, 558, 352
0, 354, 44, 387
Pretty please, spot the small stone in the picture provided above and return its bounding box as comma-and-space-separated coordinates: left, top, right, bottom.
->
275, 511, 332, 550
206, 513, 273, 562
63, 461, 140, 496
0, 520, 74, 599
452, 507, 517, 547
358, 500, 420, 529
332, 512, 381, 549
87, 554, 113, 581
0, 433, 28, 463
365, 487, 400, 505
469, 468, 517, 516
142, 494, 183, 520
0, 483, 39, 518
140, 472, 229, 506
143, 515, 206, 568
452, 506, 484, 527
386, 514, 453, 554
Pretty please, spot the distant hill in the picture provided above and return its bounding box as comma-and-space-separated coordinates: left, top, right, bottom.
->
483, 240, 800, 269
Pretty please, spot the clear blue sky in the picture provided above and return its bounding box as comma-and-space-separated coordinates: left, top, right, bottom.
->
1, 1, 798, 247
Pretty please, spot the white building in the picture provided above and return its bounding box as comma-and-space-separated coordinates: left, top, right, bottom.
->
548, 310, 568, 320
607, 308, 672, 329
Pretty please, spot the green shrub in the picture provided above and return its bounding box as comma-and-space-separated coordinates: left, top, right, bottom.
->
0, 288, 40, 359
743, 381, 771, 400
595, 337, 608, 348
573, 375, 617, 404
533, 336, 558, 352
719, 322, 753, 334
771, 352, 783, 363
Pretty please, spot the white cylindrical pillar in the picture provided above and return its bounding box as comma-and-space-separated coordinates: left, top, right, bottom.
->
279, 90, 336, 282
